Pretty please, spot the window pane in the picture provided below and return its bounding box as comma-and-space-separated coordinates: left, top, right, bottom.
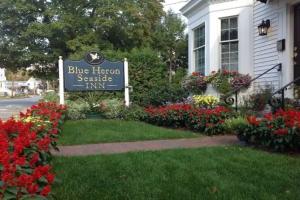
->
221, 19, 229, 30
194, 28, 199, 47
221, 42, 238, 71
221, 30, 229, 41
199, 26, 205, 46
230, 52, 238, 63
230, 41, 238, 52
221, 17, 238, 71
194, 25, 205, 48
222, 64, 228, 70
230, 64, 238, 71
230, 29, 238, 40
195, 47, 205, 75
221, 53, 230, 64
221, 43, 230, 53
230, 18, 238, 29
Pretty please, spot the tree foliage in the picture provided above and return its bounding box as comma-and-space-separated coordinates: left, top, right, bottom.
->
0, 0, 164, 74
0, 0, 188, 90
152, 10, 187, 82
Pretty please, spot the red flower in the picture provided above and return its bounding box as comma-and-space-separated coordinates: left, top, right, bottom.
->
30, 153, 40, 167
17, 174, 33, 187
0, 101, 66, 199
40, 185, 51, 196
46, 173, 55, 184
247, 116, 260, 126
273, 128, 288, 135
15, 156, 26, 166
192, 71, 200, 76
27, 184, 39, 194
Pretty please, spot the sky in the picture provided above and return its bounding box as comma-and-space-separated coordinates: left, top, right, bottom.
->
162, 0, 189, 18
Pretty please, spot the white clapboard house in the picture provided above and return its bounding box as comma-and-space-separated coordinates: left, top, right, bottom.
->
181, 0, 300, 99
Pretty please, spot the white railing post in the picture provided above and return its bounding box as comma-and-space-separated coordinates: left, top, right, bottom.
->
124, 58, 130, 107
58, 56, 65, 105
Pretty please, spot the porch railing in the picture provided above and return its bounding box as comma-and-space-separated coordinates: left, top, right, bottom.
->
269, 76, 300, 111
222, 63, 282, 111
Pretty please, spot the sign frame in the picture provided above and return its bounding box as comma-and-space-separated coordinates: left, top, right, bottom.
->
58, 53, 130, 106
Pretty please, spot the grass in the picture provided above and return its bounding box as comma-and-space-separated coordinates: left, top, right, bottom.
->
59, 119, 199, 145
53, 146, 300, 200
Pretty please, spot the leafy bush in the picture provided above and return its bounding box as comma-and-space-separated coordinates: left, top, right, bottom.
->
181, 72, 207, 94
103, 48, 171, 104
242, 86, 273, 112
41, 91, 59, 103
99, 99, 124, 119
144, 104, 231, 135
65, 100, 90, 120
140, 84, 189, 106
224, 116, 248, 134
192, 95, 219, 108
119, 104, 146, 121
237, 110, 300, 152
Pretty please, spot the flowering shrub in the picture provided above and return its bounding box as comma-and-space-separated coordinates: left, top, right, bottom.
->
237, 110, 300, 152
192, 95, 219, 108
144, 104, 231, 135
181, 72, 207, 94
0, 102, 66, 199
206, 70, 251, 94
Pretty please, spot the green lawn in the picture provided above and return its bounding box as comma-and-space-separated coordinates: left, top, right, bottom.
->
59, 119, 199, 145
53, 146, 300, 200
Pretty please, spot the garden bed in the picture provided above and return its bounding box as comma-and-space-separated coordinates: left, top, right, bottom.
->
53, 146, 300, 200
59, 119, 200, 145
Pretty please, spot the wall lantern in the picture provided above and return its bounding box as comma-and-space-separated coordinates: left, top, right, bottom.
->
258, 20, 270, 36
257, 0, 267, 3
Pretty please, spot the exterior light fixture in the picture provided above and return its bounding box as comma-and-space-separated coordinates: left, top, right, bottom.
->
258, 20, 270, 36
257, 0, 267, 3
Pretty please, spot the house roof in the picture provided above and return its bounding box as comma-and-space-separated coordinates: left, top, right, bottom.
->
180, 0, 207, 16
180, 0, 235, 16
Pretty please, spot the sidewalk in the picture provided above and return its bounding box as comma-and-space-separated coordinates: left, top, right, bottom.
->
53, 135, 239, 156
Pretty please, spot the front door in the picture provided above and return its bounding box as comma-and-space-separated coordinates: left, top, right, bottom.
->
294, 4, 300, 84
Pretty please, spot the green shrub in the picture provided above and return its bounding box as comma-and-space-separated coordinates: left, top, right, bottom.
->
66, 100, 90, 120
139, 84, 189, 106
224, 116, 248, 134
41, 91, 59, 103
119, 104, 146, 121
67, 91, 122, 104
100, 99, 124, 119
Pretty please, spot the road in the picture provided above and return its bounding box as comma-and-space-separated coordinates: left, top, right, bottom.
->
0, 96, 41, 120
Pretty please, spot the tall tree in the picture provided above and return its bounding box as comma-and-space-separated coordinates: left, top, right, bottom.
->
0, 0, 49, 71
0, 0, 165, 79
152, 10, 187, 83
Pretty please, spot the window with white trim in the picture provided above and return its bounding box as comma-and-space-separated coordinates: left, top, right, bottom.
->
193, 24, 205, 74
221, 17, 238, 71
